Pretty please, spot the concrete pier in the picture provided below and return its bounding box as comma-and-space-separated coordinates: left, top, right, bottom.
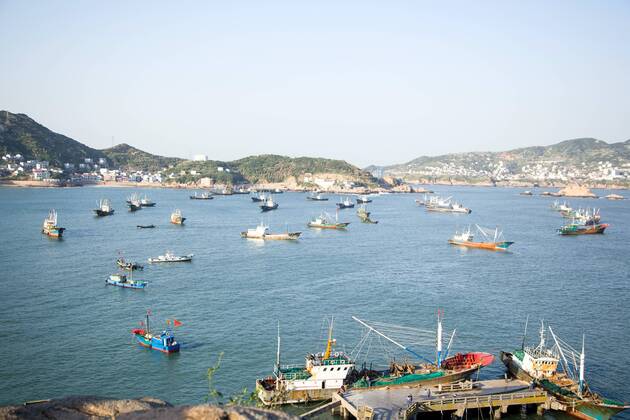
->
326, 379, 551, 420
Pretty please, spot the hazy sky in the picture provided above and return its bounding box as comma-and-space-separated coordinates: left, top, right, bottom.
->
1, 1, 629, 167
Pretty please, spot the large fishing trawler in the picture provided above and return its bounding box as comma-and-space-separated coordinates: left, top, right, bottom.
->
501, 320, 629, 420
448, 225, 514, 251
42, 209, 65, 238
256, 320, 355, 406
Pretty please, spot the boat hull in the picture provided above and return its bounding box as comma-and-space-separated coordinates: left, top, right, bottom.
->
307, 197, 329, 201
43, 227, 65, 238
94, 209, 114, 216
106, 279, 146, 289
558, 224, 608, 235
308, 222, 349, 229
255, 380, 337, 406
448, 239, 514, 250
241, 232, 301, 240
132, 331, 179, 353
260, 205, 279, 212
171, 218, 186, 225
337, 204, 354, 209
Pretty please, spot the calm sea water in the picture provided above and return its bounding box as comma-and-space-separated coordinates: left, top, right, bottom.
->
0, 186, 629, 418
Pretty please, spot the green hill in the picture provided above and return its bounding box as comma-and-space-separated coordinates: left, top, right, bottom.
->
102, 143, 182, 172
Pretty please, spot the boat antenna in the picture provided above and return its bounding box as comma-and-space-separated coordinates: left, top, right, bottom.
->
444, 328, 456, 360
521, 315, 529, 350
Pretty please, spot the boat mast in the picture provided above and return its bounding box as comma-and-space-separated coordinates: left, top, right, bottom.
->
276, 321, 281, 371
436, 310, 443, 366
444, 328, 456, 360
323, 317, 334, 360
146, 311, 150, 334
548, 326, 572, 380
521, 315, 529, 350
579, 334, 585, 397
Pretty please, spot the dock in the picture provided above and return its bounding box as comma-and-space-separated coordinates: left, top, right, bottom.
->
312, 379, 555, 420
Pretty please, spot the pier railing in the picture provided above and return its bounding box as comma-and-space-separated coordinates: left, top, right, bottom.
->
401, 390, 548, 419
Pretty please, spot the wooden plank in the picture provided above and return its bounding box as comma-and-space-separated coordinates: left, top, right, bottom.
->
300, 400, 340, 419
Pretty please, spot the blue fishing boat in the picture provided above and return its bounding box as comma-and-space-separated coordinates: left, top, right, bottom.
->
106, 273, 147, 289
131, 312, 180, 353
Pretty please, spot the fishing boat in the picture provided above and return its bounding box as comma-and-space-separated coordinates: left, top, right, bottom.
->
415, 194, 431, 206
131, 311, 180, 353
190, 191, 214, 200
42, 209, 65, 238
136, 224, 156, 229
356, 195, 372, 204
116, 257, 144, 271
260, 196, 279, 212
520, 190, 533, 196
448, 225, 514, 251
274, 188, 284, 194
148, 251, 193, 263
140, 195, 155, 207
170, 209, 186, 225
106, 272, 147, 289
93, 199, 115, 216
233, 187, 250, 194
213, 187, 233, 196
251, 192, 267, 202
336, 196, 355, 209
357, 205, 378, 224
126, 194, 142, 211
426, 196, 471, 214
349, 314, 494, 390
501, 320, 629, 420
240, 222, 301, 240
306, 193, 328, 201
557, 222, 608, 235
256, 319, 356, 406
307, 212, 350, 229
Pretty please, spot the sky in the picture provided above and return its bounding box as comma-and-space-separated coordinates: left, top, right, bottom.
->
1, 1, 630, 167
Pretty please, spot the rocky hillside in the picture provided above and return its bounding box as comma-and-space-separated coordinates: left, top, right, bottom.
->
102, 143, 182, 172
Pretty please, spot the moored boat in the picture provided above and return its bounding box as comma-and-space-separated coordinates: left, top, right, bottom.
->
116, 257, 144, 271
131, 312, 180, 353
306, 193, 328, 201
520, 190, 533, 196
106, 273, 147, 289
148, 251, 193, 263
126, 194, 142, 211
426, 196, 471, 214
42, 209, 65, 238
356, 195, 372, 204
140, 195, 155, 207
448, 225, 514, 251
557, 223, 608, 235
170, 209, 186, 225
256, 319, 355, 406
336, 196, 355, 209
136, 224, 156, 229
251, 192, 267, 202
190, 191, 214, 200
501, 320, 629, 420
240, 222, 301, 240
260, 196, 279, 212
349, 314, 494, 390
307, 212, 349, 229
93, 199, 115, 216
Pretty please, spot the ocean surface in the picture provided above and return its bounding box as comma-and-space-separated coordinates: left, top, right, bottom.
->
0, 186, 629, 418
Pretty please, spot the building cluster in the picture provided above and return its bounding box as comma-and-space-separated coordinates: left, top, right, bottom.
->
392, 158, 630, 182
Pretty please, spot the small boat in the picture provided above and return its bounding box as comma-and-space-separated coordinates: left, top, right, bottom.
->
106, 272, 147, 289
131, 312, 180, 353
213, 187, 233, 195
140, 195, 156, 207
356, 195, 372, 204
170, 209, 186, 225
605, 193, 624, 200
148, 251, 193, 263
520, 190, 533, 196
336, 196, 355, 209
306, 193, 328, 201
241, 222, 301, 240
233, 187, 250, 194
448, 225, 513, 251
260, 196, 279, 212
190, 191, 214, 200
501, 320, 630, 420
426, 196, 471, 214
126, 194, 142, 211
93, 199, 115, 216
137, 224, 155, 229
256, 318, 355, 406
557, 222, 608, 235
116, 257, 144, 271
274, 188, 284, 194
357, 205, 378, 224
307, 212, 349, 229
42, 209, 65, 238
251, 192, 267, 202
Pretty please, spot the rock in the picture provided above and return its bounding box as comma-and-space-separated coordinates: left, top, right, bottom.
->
557, 184, 597, 198
0, 397, 295, 420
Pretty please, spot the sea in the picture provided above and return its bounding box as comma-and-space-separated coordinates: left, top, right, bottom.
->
0, 186, 628, 419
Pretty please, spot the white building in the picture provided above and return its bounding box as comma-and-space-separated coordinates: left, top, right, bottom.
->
193, 154, 208, 161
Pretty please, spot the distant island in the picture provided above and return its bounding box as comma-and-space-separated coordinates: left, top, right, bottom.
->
1, 110, 629, 190
366, 138, 630, 188
0, 111, 383, 191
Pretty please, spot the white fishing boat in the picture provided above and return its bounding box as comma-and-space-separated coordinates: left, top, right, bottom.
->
148, 251, 193, 263
425, 196, 471, 214
93, 199, 115, 216
170, 209, 186, 224
240, 222, 301, 240
256, 319, 355, 406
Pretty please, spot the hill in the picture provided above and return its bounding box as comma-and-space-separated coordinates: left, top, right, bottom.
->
368, 138, 630, 183
102, 143, 182, 172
